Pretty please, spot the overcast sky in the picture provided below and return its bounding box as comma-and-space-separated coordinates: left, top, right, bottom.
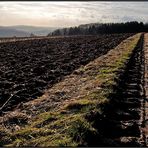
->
0, 1, 148, 27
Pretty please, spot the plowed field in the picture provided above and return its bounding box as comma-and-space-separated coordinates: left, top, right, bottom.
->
0, 34, 133, 113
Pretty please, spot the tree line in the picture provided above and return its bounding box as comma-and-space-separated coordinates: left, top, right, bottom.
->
49, 21, 148, 36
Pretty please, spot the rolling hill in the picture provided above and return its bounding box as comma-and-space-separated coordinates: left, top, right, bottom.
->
0, 26, 59, 37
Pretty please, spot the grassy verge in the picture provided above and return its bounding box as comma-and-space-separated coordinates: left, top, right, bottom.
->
0, 33, 141, 146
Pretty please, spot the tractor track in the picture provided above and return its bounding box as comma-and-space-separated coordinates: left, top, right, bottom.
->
108, 33, 144, 146
89, 33, 145, 146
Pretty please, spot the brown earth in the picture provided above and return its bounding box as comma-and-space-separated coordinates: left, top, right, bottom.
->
0, 34, 133, 113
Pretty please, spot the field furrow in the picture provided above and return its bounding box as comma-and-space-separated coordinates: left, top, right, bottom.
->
0, 34, 133, 113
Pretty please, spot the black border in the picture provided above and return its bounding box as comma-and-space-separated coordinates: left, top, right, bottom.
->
0, 0, 145, 1
0, 1, 147, 148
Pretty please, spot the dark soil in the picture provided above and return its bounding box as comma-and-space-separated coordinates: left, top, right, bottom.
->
0, 34, 134, 113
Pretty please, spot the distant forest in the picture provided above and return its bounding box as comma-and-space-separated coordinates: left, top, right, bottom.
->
49, 21, 148, 36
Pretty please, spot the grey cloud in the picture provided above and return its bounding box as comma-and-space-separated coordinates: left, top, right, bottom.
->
0, 2, 148, 27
